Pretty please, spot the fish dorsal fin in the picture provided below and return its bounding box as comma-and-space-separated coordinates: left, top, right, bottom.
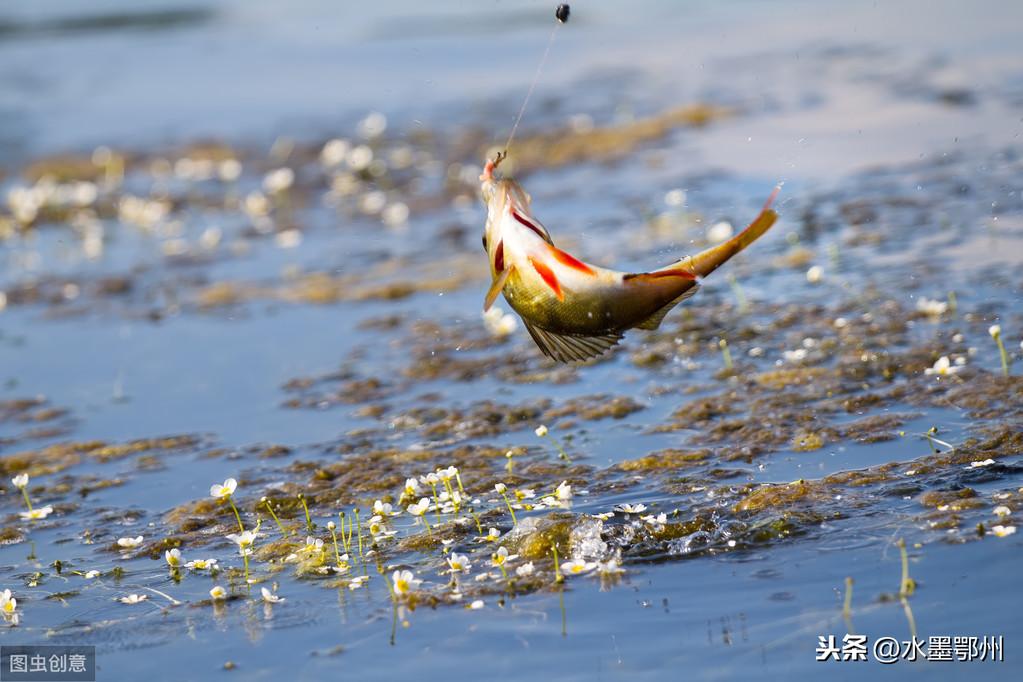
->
634, 284, 701, 331
483, 266, 513, 312
523, 321, 622, 363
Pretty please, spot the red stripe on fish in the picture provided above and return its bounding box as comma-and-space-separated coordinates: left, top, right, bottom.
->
549, 246, 594, 275
529, 256, 564, 300
494, 239, 504, 272
511, 209, 548, 240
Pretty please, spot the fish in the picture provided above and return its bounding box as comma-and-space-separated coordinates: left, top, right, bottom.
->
479, 152, 779, 363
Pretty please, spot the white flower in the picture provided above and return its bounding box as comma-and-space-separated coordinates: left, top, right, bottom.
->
407, 498, 430, 517
447, 553, 471, 573
915, 297, 948, 317
469, 599, 485, 610
805, 265, 824, 284
925, 356, 961, 376
392, 569, 421, 596
320, 139, 350, 168
556, 481, 572, 501
117, 535, 144, 548
186, 558, 217, 571
640, 513, 668, 525
19, 506, 53, 520
301, 536, 324, 554
617, 503, 647, 514
348, 576, 369, 590
226, 530, 258, 555
597, 559, 624, 575
327, 521, 336, 531
373, 500, 393, 516
994, 506, 1012, 517
561, 559, 596, 575
357, 111, 387, 139
165, 548, 182, 568
535, 425, 549, 437
260, 587, 284, 603
422, 473, 440, 486
707, 221, 734, 243
969, 459, 995, 468
210, 478, 237, 499
515, 562, 535, 577
491, 546, 518, 567
483, 307, 518, 336
217, 159, 242, 182
84, 570, 100, 579
119, 593, 148, 605
783, 348, 808, 364
369, 516, 397, 538
989, 325, 1002, 338
991, 525, 1016, 538
11, 474, 28, 489
262, 168, 294, 194
404, 477, 420, 497
481, 527, 501, 542
494, 483, 507, 494
516, 489, 535, 500
209, 586, 227, 601
1, 590, 16, 616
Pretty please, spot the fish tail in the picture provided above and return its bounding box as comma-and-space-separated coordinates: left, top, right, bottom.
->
687, 186, 780, 279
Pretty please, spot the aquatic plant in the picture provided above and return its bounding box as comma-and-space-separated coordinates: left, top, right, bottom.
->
494, 483, 518, 525
210, 478, 244, 532
535, 424, 572, 462
989, 325, 1011, 375
11, 474, 52, 521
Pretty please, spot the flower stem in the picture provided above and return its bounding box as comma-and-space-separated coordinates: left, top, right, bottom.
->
354, 508, 364, 562
20, 488, 33, 513
842, 576, 854, 622
469, 510, 483, 535
552, 544, 563, 584
897, 538, 915, 597
727, 274, 749, 314
719, 338, 733, 372
546, 434, 571, 463
227, 497, 244, 533
455, 472, 466, 496
499, 490, 518, 526
329, 525, 342, 566
430, 484, 441, 523
344, 512, 353, 553
263, 499, 287, 536
299, 494, 313, 532
994, 335, 1010, 376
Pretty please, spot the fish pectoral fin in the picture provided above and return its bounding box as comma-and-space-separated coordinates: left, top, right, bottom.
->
483, 267, 513, 312
523, 321, 623, 363
633, 285, 701, 331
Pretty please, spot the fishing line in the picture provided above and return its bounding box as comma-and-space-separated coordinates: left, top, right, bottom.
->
502, 4, 570, 155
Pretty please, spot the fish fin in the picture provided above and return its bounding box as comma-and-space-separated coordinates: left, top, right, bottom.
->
634, 285, 701, 330
688, 187, 780, 278
523, 321, 622, 363
483, 267, 513, 312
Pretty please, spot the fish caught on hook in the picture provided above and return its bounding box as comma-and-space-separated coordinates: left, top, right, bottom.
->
479, 153, 779, 363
